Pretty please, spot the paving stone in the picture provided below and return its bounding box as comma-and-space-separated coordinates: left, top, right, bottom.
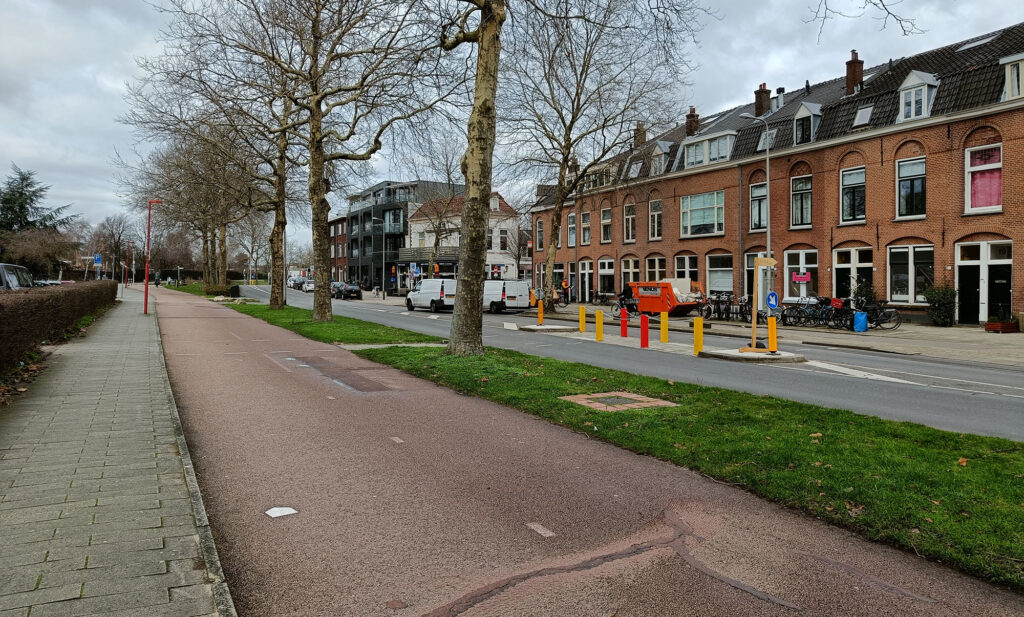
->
0, 294, 227, 616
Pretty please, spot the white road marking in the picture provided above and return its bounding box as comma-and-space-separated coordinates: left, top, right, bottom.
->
262, 354, 293, 373
224, 352, 248, 355
400, 312, 410, 315
390, 437, 405, 443
804, 360, 912, 384
327, 396, 336, 400
228, 331, 242, 340
175, 353, 199, 356
265, 507, 298, 518
428, 315, 440, 320
252, 339, 270, 342
834, 362, 1024, 392
503, 322, 519, 330
526, 522, 555, 538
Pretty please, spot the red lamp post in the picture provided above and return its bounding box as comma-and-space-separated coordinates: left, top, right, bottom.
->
144, 200, 162, 315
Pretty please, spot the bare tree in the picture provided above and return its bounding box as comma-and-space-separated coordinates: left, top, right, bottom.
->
96, 214, 134, 283
231, 210, 273, 278
501, 0, 702, 310
808, 0, 923, 41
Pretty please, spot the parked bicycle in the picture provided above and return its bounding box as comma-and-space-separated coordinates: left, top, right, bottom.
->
589, 290, 614, 306
611, 297, 641, 319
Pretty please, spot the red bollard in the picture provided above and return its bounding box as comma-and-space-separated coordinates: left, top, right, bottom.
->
620, 308, 628, 337
640, 314, 649, 348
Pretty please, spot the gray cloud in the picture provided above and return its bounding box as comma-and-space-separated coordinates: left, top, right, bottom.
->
1, 0, 1021, 233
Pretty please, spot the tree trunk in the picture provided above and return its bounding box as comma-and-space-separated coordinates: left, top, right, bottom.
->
218, 221, 229, 285
201, 228, 211, 285
268, 123, 289, 309
447, 0, 505, 356
307, 96, 333, 322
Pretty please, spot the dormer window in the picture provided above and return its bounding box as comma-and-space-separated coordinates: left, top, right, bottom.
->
1001, 53, 1023, 100
651, 147, 667, 175
708, 136, 733, 162
793, 103, 821, 145
685, 143, 704, 167
628, 160, 642, 178
897, 71, 938, 122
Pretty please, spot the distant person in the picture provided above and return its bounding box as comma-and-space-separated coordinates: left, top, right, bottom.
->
155, 276, 161, 287
619, 283, 633, 305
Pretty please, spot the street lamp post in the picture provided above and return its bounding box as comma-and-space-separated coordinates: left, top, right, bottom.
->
144, 200, 162, 315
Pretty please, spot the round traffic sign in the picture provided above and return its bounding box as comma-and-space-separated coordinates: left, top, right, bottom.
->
766, 291, 779, 309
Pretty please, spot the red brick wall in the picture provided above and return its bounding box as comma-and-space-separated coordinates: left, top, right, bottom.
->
533, 107, 1022, 317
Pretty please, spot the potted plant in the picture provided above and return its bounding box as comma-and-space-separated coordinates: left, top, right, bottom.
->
984, 314, 1020, 334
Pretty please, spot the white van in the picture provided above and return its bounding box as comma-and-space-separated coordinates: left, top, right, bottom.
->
406, 278, 458, 312
483, 279, 531, 313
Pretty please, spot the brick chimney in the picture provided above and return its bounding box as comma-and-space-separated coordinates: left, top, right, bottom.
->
633, 121, 647, 148
754, 83, 770, 117
846, 49, 864, 95
685, 107, 700, 136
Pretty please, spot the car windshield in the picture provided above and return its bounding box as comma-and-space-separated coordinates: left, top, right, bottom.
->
12, 267, 33, 288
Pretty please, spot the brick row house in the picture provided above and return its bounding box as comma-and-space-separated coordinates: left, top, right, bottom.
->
532, 24, 1024, 324
327, 213, 347, 283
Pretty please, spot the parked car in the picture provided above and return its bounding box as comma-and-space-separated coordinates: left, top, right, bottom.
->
302, 279, 315, 292
332, 282, 362, 300
289, 277, 307, 290
483, 279, 531, 313
0, 264, 34, 290
406, 278, 457, 312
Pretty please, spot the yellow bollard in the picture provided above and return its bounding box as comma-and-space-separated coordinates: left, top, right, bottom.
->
693, 317, 704, 356
579, 306, 586, 332
596, 310, 604, 341
538, 300, 544, 325
660, 312, 669, 343
768, 316, 778, 353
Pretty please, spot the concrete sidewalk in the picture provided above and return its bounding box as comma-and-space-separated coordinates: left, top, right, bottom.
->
0, 290, 234, 617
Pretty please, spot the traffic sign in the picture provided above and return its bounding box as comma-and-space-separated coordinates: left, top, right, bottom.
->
766, 291, 779, 309
94, 254, 102, 265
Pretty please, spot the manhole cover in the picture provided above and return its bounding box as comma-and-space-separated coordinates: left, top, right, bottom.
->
593, 396, 636, 406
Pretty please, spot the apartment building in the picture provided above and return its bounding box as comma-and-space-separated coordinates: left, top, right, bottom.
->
327, 213, 347, 282
532, 23, 1023, 324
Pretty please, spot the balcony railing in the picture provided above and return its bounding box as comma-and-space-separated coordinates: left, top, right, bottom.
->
398, 246, 461, 263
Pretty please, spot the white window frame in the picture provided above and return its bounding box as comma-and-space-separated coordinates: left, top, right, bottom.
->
852, 106, 873, 127
600, 208, 612, 243
648, 200, 662, 240
790, 175, 812, 228
598, 258, 615, 294
832, 247, 873, 299
621, 257, 640, 288
749, 182, 767, 232
895, 157, 926, 220
623, 204, 636, 242
685, 142, 704, 167
1005, 59, 1022, 100
651, 153, 665, 175
499, 228, 509, 251
793, 115, 812, 145
783, 249, 818, 302
756, 129, 777, 152
645, 255, 666, 281
581, 211, 591, 245
706, 254, 734, 294
887, 245, 934, 304
964, 143, 1003, 214
840, 166, 866, 224
708, 136, 733, 163
899, 86, 930, 121
679, 190, 725, 238
674, 254, 697, 281
536, 220, 544, 251
567, 212, 576, 248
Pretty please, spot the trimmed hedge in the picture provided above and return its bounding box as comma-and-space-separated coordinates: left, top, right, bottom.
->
0, 281, 117, 375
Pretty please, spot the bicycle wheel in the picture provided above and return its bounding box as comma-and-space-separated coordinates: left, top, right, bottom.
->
818, 306, 835, 328
876, 309, 902, 330
781, 307, 799, 326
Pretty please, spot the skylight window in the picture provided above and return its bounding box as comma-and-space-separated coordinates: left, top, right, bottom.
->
629, 161, 642, 178
957, 34, 997, 52
853, 106, 873, 127
756, 129, 777, 151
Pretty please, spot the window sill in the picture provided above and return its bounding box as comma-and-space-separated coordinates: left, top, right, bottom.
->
838, 220, 867, 227
962, 207, 1002, 216
789, 225, 813, 231
649, 237, 663, 242
887, 300, 928, 306
894, 215, 926, 222
624, 240, 636, 244
748, 229, 767, 234
679, 232, 726, 240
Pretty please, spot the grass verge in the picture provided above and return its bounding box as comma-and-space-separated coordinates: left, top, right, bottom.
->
229, 303, 443, 345
353, 345, 1024, 591
169, 282, 207, 297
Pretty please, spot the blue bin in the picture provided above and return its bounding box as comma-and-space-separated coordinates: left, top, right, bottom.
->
853, 311, 868, 332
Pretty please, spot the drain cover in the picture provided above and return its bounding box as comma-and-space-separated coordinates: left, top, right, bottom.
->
593, 395, 636, 406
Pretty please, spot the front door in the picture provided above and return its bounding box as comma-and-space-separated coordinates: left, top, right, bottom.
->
989, 264, 1012, 321
958, 265, 980, 325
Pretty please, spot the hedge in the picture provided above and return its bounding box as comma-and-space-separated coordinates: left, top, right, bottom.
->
0, 281, 117, 375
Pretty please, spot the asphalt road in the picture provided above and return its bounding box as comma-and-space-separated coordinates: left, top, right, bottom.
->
156, 288, 1024, 616
253, 286, 1024, 441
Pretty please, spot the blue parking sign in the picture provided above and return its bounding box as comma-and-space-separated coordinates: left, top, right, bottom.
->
766, 291, 779, 309
94, 254, 102, 265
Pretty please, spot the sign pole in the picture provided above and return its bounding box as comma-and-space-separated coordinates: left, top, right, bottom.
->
144, 200, 162, 315
740, 256, 777, 353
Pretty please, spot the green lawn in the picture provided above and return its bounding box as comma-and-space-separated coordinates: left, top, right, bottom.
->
230, 303, 443, 345
353, 345, 1024, 591
169, 282, 207, 297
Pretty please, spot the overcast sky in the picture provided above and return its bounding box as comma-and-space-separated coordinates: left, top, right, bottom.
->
2, 0, 1022, 239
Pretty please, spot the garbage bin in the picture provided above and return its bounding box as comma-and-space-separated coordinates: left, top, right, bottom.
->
853, 311, 868, 332
228, 284, 241, 298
